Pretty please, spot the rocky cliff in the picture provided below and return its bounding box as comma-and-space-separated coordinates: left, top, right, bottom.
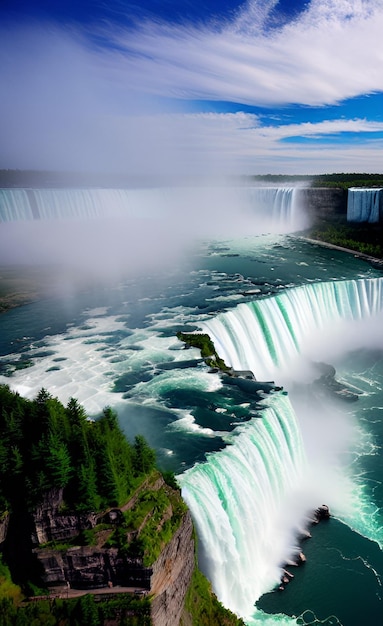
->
11, 477, 194, 626
298, 187, 347, 223
150, 512, 194, 626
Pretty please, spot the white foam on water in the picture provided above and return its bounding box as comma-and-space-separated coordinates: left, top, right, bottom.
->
0, 302, 223, 418
170, 412, 217, 437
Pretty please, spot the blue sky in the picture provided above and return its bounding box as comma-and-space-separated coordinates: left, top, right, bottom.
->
1, 0, 383, 176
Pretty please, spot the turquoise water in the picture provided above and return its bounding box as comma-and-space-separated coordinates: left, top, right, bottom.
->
0, 234, 382, 624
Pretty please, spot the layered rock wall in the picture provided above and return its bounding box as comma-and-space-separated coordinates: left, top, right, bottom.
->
34, 545, 152, 589
28, 485, 195, 625
31, 488, 98, 545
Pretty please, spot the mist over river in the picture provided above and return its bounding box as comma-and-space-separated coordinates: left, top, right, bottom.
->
1, 231, 383, 625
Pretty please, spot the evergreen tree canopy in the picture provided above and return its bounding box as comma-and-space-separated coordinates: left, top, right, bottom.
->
0, 385, 156, 514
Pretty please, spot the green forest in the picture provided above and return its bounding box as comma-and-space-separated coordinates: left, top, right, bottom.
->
0, 385, 156, 515
245, 172, 383, 188
0, 385, 246, 625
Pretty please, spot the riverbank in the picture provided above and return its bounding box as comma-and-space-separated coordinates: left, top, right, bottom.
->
300, 236, 383, 267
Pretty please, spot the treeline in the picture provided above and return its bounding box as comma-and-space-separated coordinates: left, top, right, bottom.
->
0, 589, 151, 626
243, 173, 383, 188
0, 385, 156, 514
312, 173, 383, 189
243, 174, 312, 183
2, 169, 383, 190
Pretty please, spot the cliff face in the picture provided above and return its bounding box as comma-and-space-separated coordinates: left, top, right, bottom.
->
150, 512, 194, 626
298, 188, 347, 223
21, 483, 194, 626
31, 511, 194, 626
33, 545, 152, 590
31, 487, 98, 546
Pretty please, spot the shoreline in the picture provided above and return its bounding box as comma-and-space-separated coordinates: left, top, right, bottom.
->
298, 236, 383, 267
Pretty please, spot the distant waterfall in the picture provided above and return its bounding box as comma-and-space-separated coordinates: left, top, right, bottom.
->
180, 277, 383, 620
0, 186, 306, 232
0, 188, 167, 222
347, 187, 383, 223
245, 187, 303, 231
179, 392, 307, 620
200, 277, 383, 381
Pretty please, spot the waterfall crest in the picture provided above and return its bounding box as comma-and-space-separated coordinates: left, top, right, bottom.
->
201, 278, 383, 380
347, 187, 383, 223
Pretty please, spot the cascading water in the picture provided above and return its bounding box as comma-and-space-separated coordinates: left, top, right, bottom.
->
179, 392, 307, 621
347, 187, 383, 223
0, 188, 170, 221
180, 276, 383, 622
200, 277, 383, 382
245, 187, 300, 230
0, 186, 306, 232
0, 189, 35, 221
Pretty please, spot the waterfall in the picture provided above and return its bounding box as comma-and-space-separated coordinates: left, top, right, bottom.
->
0, 188, 169, 222
0, 189, 36, 222
245, 187, 302, 230
180, 277, 383, 620
0, 186, 305, 232
179, 392, 307, 620
347, 187, 383, 223
200, 277, 383, 381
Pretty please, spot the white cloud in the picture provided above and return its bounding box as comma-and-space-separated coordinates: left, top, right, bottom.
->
1, 1, 383, 175
105, 0, 383, 106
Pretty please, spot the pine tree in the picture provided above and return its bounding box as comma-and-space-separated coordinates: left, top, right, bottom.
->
45, 433, 72, 488
133, 435, 156, 476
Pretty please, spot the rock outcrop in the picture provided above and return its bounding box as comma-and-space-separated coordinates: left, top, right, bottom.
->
23, 480, 195, 626
31, 487, 98, 546
33, 545, 152, 590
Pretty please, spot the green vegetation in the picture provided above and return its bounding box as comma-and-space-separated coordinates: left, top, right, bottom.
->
0, 384, 188, 575
181, 567, 245, 626
310, 173, 383, 189
0, 385, 156, 514
309, 223, 383, 259
177, 332, 230, 371
0, 592, 151, 625
243, 172, 383, 189
103, 483, 187, 566
0, 557, 23, 606
0, 385, 197, 624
